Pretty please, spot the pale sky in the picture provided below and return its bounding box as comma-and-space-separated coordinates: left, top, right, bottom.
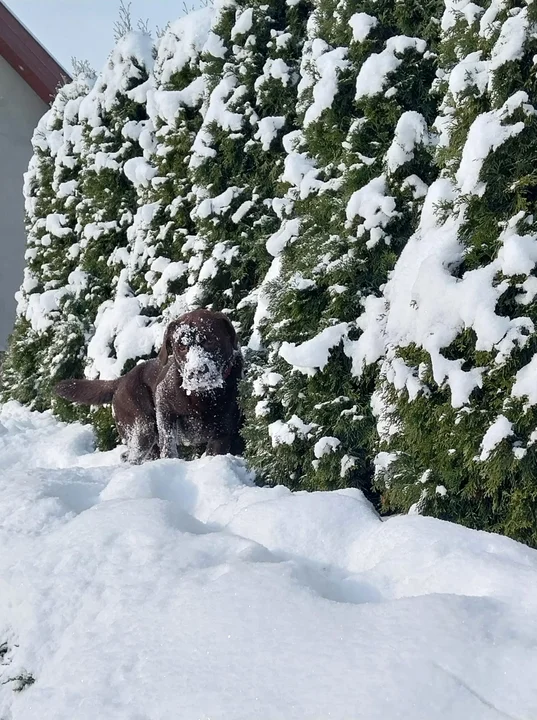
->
5, 1, 205, 74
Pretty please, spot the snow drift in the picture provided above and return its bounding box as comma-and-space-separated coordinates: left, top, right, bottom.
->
0, 402, 536, 719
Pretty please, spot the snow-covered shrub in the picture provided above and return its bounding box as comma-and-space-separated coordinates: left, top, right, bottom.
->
2, 32, 154, 446
61, 0, 311, 397
127, 9, 214, 308
75, 31, 154, 333
5, 0, 537, 547
371, 0, 537, 545
82, 11, 214, 385
187, 0, 312, 336
242, 0, 442, 495
72, 31, 154, 444
1, 72, 95, 412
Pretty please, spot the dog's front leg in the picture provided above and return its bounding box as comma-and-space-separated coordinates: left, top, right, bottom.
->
157, 413, 179, 458
156, 408, 178, 459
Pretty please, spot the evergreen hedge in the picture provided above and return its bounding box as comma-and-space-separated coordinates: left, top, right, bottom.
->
242, 0, 442, 498
374, 0, 537, 546
3, 0, 537, 546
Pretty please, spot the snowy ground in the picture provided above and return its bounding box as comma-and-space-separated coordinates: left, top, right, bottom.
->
0, 402, 536, 719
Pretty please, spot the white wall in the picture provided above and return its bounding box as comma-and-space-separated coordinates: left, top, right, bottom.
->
0, 54, 47, 349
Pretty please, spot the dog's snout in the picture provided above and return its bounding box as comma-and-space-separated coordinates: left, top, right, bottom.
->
180, 340, 226, 392
186, 362, 209, 377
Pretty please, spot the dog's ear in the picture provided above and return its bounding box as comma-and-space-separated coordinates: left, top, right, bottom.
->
158, 320, 178, 365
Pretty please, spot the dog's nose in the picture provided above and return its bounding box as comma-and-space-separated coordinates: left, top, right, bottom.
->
186, 362, 209, 377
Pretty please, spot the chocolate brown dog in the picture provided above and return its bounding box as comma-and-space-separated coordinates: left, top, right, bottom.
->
55, 309, 243, 463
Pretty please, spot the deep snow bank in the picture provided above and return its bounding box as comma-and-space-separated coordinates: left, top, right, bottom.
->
0, 401, 536, 719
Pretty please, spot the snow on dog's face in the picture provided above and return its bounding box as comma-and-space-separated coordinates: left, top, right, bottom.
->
174, 329, 223, 392
159, 310, 239, 394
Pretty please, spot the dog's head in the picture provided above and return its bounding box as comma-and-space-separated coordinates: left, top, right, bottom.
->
158, 309, 240, 393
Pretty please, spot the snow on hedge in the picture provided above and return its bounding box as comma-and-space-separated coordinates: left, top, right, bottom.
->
242, 0, 441, 493
1, 402, 537, 719
359, 0, 537, 543
0, 71, 97, 412
5, 0, 537, 548
84, 12, 215, 380
78, 31, 154, 127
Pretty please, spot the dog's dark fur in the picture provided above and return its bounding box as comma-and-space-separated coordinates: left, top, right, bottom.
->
55, 309, 243, 463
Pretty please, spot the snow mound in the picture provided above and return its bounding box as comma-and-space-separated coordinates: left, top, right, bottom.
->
1, 402, 536, 719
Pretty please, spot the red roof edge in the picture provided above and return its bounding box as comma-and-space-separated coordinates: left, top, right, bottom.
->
0, 1, 71, 104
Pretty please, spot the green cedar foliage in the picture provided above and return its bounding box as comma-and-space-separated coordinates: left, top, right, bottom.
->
79, 16, 212, 388
75, 31, 154, 341
74, 32, 154, 446
1, 73, 95, 413
242, 0, 442, 497
2, 33, 154, 448
375, 0, 537, 546
188, 0, 312, 337
125, 10, 213, 312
